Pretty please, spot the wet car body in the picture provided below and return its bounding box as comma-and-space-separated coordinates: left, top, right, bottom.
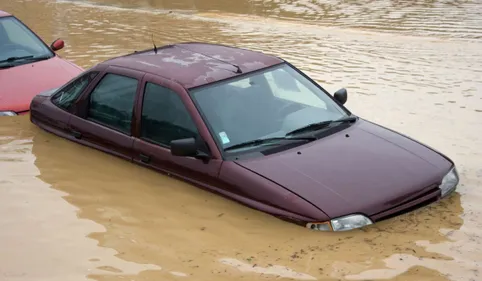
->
0, 10, 83, 116
29, 42, 459, 231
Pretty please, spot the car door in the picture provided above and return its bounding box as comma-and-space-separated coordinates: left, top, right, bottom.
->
68, 66, 144, 161
132, 74, 223, 188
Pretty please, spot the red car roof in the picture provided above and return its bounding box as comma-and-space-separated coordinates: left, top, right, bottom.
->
102, 42, 284, 89
0, 10, 11, 17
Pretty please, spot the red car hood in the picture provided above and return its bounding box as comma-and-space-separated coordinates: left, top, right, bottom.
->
0, 56, 82, 113
235, 119, 453, 219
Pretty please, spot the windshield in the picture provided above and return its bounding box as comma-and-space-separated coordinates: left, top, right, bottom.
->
190, 63, 349, 152
0, 16, 53, 64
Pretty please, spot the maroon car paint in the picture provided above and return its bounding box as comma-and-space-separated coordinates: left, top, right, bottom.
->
133, 72, 224, 160
30, 94, 73, 139
103, 43, 284, 89
235, 119, 452, 219
29, 42, 456, 228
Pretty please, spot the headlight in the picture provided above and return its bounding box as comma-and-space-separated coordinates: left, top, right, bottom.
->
306, 214, 373, 232
0, 111, 17, 116
331, 214, 373, 231
439, 166, 459, 197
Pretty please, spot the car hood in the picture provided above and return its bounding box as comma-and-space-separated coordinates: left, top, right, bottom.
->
235, 119, 453, 219
0, 56, 82, 112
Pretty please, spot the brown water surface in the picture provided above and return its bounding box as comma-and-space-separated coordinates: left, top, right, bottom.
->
1, 0, 481, 280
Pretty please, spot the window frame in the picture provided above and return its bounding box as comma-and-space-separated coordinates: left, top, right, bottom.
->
187, 62, 353, 160
50, 71, 100, 112
134, 73, 222, 159
139, 82, 200, 149
73, 65, 146, 136
86, 73, 140, 135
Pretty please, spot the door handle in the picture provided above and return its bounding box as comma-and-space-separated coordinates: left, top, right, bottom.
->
71, 129, 82, 139
140, 153, 151, 163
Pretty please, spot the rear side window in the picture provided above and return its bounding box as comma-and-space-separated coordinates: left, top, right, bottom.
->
140, 82, 198, 147
51, 71, 98, 110
87, 73, 138, 134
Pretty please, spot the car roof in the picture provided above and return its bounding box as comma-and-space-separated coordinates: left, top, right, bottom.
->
100, 42, 284, 89
0, 10, 11, 17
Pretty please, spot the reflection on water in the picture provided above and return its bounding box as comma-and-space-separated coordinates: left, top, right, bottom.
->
1, 0, 482, 280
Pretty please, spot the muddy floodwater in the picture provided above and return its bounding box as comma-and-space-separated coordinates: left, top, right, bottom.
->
1, 0, 482, 280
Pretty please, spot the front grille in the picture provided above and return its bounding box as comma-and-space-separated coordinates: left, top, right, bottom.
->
371, 185, 441, 222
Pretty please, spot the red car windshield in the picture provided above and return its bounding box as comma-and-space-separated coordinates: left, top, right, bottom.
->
0, 16, 53, 65
189, 63, 348, 151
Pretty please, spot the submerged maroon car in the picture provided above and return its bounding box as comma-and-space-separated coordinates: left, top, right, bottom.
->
29, 42, 459, 231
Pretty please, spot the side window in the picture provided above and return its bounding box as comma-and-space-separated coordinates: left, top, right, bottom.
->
88, 73, 138, 134
51, 72, 99, 110
140, 82, 198, 147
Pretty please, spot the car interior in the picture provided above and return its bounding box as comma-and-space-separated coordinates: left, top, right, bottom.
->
193, 69, 339, 149
140, 84, 199, 146
0, 17, 46, 59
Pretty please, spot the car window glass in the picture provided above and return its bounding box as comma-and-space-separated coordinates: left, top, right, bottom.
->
52, 72, 98, 110
264, 68, 327, 109
190, 63, 346, 151
229, 78, 251, 89
0, 17, 51, 60
141, 82, 198, 146
88, 73, 138, 134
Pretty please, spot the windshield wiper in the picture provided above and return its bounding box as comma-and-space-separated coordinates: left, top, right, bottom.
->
285, 116, 358, 137
0, 55, 34, 63
0, 55, 52, 65
24, 55, 52, 62
224, 136, 316, 152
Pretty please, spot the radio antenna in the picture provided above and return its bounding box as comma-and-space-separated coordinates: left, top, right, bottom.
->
151, 34, 158, 54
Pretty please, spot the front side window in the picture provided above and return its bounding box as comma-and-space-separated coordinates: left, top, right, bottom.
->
0, 16, 53, 67
88, 73, 138, 134
51, 71, 99, 110
140, 82, 198, 147
190, 63, 348, 152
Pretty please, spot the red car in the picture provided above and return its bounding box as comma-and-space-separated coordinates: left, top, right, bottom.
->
0, 10, 83, 116
29, 42, 459, 231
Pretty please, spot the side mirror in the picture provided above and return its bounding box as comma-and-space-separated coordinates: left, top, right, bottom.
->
50, 38, 64, 51
170, 138, 210, 160
334, 88, 348, 105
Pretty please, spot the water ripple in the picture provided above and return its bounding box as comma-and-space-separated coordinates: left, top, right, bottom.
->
82, 0, 482, 41
1, 0, 481, 280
